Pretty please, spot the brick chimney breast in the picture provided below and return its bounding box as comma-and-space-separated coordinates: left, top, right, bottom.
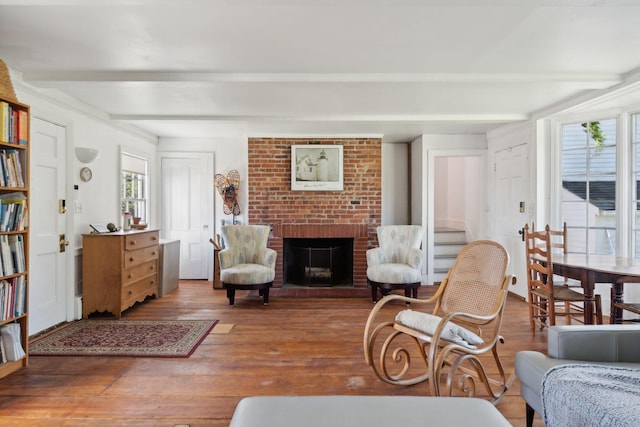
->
248, 138, 382, 288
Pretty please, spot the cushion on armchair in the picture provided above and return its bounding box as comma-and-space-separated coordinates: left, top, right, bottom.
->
220, 263, 275, 285
367, 263, 422, 284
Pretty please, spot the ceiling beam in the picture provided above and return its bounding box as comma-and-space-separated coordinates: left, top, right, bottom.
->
23, 71, 621, 87
110, 113, 529, 122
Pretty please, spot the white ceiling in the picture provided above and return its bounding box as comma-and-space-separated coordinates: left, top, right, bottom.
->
2, 0, 640, 143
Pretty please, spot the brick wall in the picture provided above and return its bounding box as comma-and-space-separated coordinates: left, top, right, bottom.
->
248, 137, 382, 287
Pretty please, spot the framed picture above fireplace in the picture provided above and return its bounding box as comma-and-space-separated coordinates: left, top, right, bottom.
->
291, 145, 344, 191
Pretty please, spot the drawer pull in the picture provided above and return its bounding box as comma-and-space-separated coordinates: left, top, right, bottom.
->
130, 240, 137, 245
150, 280, 155, 285
128, 290, 132, 295
152, 236, 157, 240
128, 274, 133, 279
150, 265, 154, 270
152, 251, 157, 256
129, 257, 135, 262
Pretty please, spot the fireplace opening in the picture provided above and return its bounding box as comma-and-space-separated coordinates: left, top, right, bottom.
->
283, 238, 354, 287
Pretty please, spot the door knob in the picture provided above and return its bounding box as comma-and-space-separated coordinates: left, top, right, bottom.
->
59, 234, 70, 252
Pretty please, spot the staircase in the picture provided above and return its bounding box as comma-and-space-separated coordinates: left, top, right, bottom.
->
433, 228, 467, 283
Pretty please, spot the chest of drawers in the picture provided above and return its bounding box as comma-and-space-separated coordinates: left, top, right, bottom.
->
82, 229, 159, 318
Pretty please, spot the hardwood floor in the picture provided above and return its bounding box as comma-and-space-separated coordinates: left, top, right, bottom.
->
0, 281, 552, 426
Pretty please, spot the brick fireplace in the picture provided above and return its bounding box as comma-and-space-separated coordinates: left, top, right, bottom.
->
248, 138, 382, 288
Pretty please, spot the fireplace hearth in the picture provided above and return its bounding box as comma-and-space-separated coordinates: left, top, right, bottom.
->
268, 223, 371, 288
284, 238, 353, 287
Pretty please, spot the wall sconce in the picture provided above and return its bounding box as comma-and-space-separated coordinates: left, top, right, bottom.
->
75, 147, 99, 163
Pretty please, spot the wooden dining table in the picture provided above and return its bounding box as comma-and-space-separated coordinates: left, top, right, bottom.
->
552, 254, 640, 324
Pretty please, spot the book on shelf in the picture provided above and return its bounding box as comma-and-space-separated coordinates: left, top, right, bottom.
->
0, 277, 26, 320
0, 199, 26, 232
18, 110, 27, 145
0, 235, 15, 277
0, 192, 26, 231
0, 333, 6, 363
0, 102, 8, 143
0, 323, 25, 362
0, 149, 24, 188
8, 235, 25, 273
0, 102, 28, 145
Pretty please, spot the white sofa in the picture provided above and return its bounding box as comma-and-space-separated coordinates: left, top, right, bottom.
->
229, 396, 511, 427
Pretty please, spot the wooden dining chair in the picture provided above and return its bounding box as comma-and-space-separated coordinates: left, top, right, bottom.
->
524, 224, 603, 335
534, 222, 586, 324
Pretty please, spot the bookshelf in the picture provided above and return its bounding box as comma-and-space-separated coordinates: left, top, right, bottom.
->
0, 95, 29, 379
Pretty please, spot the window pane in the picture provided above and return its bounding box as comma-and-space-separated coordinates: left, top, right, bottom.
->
589, 144, 616, 175
588, 228, 615, 255
566, 227, 587, 253
561, 201, 587, 227
561, 119, 616, 256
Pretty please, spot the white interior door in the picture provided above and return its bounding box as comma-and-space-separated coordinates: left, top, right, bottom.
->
160, 152, 213, 279
29, 118, 67, 334
494, 144, 530, 298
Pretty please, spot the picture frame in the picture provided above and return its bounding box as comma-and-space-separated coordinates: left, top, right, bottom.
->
291, 145, 344, 191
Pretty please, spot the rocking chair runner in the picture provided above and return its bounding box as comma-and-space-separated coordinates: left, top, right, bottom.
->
363, 240, 514, 403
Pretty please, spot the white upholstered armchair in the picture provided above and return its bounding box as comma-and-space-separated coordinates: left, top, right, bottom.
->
367, 225, 424, 302
219, 225, 276, 305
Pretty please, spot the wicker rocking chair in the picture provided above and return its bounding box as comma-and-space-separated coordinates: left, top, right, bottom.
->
363, 240, 514, 403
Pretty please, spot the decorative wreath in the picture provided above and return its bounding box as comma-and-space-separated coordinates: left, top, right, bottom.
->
214, 169, 241, 216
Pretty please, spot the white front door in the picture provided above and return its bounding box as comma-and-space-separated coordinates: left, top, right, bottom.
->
160, 152, 213, 279
29, 118, 67, 334
494, 143, 530, 298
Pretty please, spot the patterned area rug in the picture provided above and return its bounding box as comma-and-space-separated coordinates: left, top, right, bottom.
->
29, 319, 218, 358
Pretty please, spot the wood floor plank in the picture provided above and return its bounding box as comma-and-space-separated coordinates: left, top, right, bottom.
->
0, 280, 554, 426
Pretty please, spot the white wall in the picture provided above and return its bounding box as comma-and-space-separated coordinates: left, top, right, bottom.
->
410, 136, 423, 225
14, 82, 159, 301
381, 142, 409, 225
433, 157, 449, 228
433, 156, 483, 239
434, 156, 470, 231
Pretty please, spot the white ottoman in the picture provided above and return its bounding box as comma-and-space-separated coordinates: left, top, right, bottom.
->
229, 396, 511, 427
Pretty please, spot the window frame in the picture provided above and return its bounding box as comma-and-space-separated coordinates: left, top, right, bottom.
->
551, 108, 638, 258
629, 110, 640, 257
120, 150, 149, 223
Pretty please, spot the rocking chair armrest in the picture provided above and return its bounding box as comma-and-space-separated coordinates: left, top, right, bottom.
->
379, 292, 441, 308
447, 311, 499, 327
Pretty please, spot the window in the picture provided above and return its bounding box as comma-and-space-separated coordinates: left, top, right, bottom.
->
560, 118, 617, 255
121, 152, 148, 221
